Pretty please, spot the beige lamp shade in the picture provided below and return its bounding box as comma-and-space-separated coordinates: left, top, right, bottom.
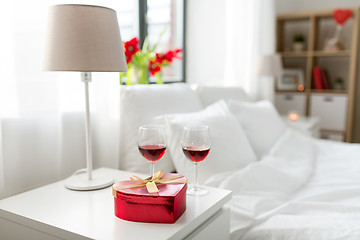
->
257, 54, 283, 78
43, 4, 127, 72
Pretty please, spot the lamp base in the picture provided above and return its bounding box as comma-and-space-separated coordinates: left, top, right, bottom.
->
65, 170, 114, 191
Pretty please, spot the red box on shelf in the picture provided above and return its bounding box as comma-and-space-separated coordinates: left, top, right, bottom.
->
112, 173, 187, 223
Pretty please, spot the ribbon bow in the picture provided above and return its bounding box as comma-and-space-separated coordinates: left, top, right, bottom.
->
112, 170, 187, 197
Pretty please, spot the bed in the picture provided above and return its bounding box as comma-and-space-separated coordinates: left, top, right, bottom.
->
119, 83, 360, 239
206, 129, 360, 239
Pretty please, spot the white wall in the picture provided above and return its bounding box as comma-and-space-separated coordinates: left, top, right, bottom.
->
275, 0, 360, 13
186, 0, 226, 85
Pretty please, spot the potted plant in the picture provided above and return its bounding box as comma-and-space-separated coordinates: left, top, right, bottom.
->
120, 36, 182, 85
293, 34, 305, 52
334, 77, 345, 90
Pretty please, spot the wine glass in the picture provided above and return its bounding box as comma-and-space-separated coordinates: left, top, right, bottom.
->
181, 125, 210, 196
138, 125, 167, 177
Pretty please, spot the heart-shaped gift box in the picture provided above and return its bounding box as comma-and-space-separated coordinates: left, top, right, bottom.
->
112, 172, 187, 223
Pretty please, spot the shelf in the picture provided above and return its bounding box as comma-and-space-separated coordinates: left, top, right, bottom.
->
277, 9, 355, 20
280, 51, 309, 57
312, 50, 351, 57
320, 129, 346, 135
276, 89, 306, 93
280, 50, 351, 58
276, 7, 359, 142
310, 89, 348, 94
277, 10, 332, 20
275, 89, 348, 94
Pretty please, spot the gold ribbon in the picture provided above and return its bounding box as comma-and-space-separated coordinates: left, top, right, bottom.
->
112, 170, 187, 197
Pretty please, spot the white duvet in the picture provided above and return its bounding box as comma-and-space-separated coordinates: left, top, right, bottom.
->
205, 129, 360, 240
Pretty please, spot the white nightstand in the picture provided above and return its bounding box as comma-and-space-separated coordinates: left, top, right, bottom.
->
0, 168, 231, 240
281, 115, 320, 137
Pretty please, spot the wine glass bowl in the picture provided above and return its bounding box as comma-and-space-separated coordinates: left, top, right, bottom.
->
138, 145, 166, 162
138, 125, 166, 176
182, 146, 210, 163
181, 125, 210, 196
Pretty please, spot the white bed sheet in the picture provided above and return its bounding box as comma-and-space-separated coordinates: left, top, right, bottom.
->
205, 129, 360, 240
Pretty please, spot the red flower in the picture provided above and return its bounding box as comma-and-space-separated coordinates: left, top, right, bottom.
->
125, 54, 133, 64
124, 37, 140, 64
148, 59, 161, 76
153, 49, 183, 66
149, 48, 183, 75
155, 53, 166, 64
163, 49, 183, 63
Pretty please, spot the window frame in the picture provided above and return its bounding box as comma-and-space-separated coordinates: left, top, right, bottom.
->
138, 0, 186, 83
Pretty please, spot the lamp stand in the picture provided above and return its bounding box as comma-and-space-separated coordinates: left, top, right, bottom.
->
65, 72, 114, 191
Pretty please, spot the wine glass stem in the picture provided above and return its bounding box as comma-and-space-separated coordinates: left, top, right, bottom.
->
194, 162, 199, 191
150, 162, 155, 176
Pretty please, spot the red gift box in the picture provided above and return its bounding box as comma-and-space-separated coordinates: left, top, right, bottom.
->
112, 172, 187, 223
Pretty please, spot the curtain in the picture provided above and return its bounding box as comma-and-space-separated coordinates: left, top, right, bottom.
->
0, 1, 122, 199
0, 122, 4, 194
223, 0, 276, 101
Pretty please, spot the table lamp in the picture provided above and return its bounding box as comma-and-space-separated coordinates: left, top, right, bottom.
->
257, 54, 283, 78
257, 54, 283, 102
43, 4, 127, 190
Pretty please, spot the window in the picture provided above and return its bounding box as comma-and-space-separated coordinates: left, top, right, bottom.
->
113, 0, 185, 83
115, 0, 139, 42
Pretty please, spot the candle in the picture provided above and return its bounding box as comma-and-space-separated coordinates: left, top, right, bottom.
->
288, 111, 299, 121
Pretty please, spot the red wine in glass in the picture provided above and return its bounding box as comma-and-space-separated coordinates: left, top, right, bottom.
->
181, 125, 210, 196
139, 144, 166, 162
138, 125, 167, 176
182, 146, 210, 163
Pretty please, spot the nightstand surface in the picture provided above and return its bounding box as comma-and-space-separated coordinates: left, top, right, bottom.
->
0, 168, 231, 240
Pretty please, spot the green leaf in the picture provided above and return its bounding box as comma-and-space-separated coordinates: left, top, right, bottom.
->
155, 72, 164, 84
150, 27, 167, 52
119, 72, 126, 84
125, 67, 133, 85
142, 37, 149, 53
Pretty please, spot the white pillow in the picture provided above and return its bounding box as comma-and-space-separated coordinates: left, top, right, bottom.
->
195, 86, 250, 107
162, 100, 257, 184
119, 83, 204, 174
227, 100, 287, 159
